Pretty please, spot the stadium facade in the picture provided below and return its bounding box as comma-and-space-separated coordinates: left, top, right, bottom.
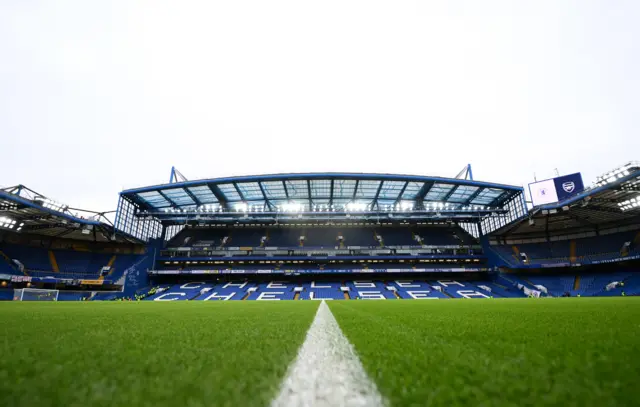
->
1, 163, 639, 301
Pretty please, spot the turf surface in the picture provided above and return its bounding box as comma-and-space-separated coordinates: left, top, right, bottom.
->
2, 298, 639, 407
0, 301, 319, 407
329, 297, 640, 407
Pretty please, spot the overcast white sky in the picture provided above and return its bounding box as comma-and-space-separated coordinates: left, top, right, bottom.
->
1, 1, 638, 213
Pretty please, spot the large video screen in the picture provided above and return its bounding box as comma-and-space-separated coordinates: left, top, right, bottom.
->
529, 173, 584, 207
529, 179, 559, 206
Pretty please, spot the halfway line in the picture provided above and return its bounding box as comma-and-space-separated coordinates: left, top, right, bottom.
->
271, 301, 385, 407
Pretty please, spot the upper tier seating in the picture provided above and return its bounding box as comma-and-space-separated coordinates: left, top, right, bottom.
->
493, 230, 640, 266
381, 229, 414, 246
55, 251, 112, 274
0, 243, 50, 271
228, 229, 264, 247
168, 229, 230, 248
167, 226, 476, 249
415, 228, 461, 246
0, 243, 144, 280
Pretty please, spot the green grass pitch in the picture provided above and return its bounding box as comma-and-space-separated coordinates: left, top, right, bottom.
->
1, 298, 639, 407
330, 298, 640, 407
0, 301, 318, 407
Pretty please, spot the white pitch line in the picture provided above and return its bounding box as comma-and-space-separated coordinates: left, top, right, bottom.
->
271, 301, 385, 407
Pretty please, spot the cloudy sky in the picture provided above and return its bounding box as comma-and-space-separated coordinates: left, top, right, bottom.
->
1, 1, 638, 213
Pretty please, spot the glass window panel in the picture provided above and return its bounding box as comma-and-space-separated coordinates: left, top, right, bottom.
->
355, 180, 381, 198
217, 183, 241, 201
261, 181, 288, 199
401, 182, 424, 199
470, 188, 503, 205
379, 181, 405, 199
333, 180, 357, 198
310, 180, 331, 198
472, 197, 494, 204
163, 188, 195, 206
285, 180, 309, 198
448, 185, 479, 203
187, 186, 218, 204
137, 192, 171, 208
236, 182, 264, 200
425, 183, 454, 200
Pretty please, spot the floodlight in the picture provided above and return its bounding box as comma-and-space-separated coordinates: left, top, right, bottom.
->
283, 202, 302, 212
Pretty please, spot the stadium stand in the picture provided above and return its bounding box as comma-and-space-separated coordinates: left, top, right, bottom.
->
0, 242, 144, 280
299, 282, 345, 300
491, 231, 640, 267
3, 164, 640, 300
166, 225, 477, 250
390, 280, 448, 299
0, 253, 21, 276
0, 243, 51, 272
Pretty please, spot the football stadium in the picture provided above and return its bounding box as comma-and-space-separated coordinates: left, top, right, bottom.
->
1, 164, 640, 406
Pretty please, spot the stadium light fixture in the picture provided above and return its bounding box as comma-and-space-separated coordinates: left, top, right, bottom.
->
399, 201, 413, 211
280, 202, 302, 213
595, 162, 639, 187
347, 202, 367, 212
618, 195, 640, 211
0, 216, 16, 229
235, 203, 248, 213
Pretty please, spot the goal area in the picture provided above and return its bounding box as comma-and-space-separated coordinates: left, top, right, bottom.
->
14, 288, 59, 301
